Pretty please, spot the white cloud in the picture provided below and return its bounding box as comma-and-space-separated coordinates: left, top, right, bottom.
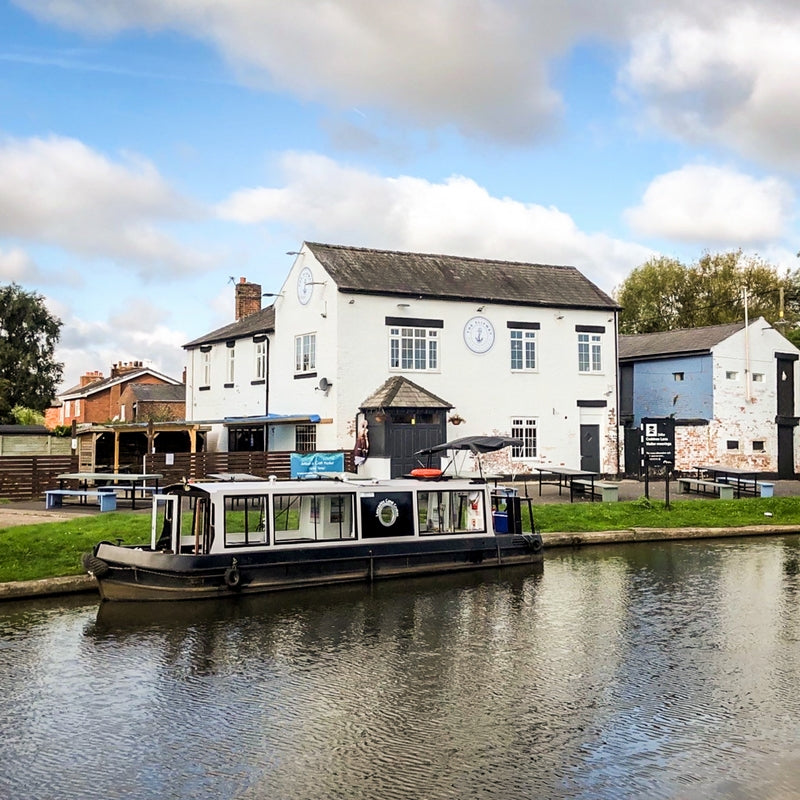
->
55, 301, 188, 390
620, 4, 800, 169
219, 152, 653, 294
18, 1, 800, 167
625, 164, 794, 244
0, 247, 39, 282
0, 135, 211, 276
12, 0, 624, 143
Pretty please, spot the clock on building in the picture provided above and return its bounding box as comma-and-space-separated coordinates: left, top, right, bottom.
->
296, 266, 314, 305
463, 316, 495, 354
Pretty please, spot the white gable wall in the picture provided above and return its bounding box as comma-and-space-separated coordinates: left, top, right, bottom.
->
706, 319, 800, 469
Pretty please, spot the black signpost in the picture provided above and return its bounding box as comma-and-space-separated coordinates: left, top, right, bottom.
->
641, 418, 676, 507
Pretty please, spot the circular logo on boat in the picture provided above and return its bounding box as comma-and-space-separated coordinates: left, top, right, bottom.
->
376, 498, 399, 527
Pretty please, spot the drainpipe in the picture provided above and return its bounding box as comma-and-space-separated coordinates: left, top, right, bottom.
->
743, 287, 751, 402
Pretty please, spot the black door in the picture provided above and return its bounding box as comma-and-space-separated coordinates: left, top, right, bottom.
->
623, 426, 641, 477
580, 424, 600, 473
388, 422, 444, 478
776, 354, 797, 479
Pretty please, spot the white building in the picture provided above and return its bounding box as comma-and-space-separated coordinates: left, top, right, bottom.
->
185, 243, 621, 478
619, 318, 800, 476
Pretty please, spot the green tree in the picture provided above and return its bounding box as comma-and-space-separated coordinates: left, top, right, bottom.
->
616, 251, 800, 335
0, 284, 63, 423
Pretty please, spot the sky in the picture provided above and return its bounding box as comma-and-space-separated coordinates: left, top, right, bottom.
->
2, 0, 800, 391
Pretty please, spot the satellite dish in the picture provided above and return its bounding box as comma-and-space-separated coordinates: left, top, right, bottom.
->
318, 377, 332, 392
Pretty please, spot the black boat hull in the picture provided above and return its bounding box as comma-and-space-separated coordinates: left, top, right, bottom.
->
83, 534, 544, 602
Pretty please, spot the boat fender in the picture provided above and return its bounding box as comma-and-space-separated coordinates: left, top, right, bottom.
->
410, 468, 442, 479
224, 565, 242, 589
522, 534, 544, 554
82, 552, 110, 578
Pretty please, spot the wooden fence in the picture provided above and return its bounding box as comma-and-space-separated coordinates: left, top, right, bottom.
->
0, 451, 354, 501
0, 455, 79, 501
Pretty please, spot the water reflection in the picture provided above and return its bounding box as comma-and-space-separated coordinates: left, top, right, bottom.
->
2, 540, 800, 798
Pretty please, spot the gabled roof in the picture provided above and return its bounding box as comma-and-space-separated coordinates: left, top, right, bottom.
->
60, 368, 182, 400
360, 376, 453, 410
123, 383, 186, 403
305, 242, 618, 310
184, 305, 275, 349
618, 321, 746, 362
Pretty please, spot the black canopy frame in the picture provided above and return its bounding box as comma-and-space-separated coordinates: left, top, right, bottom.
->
415, 436, 523, 480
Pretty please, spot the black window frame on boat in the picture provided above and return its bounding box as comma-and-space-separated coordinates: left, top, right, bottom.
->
223, 494, 269, 548
417, 488, 487, 535
273, 491, 357, 544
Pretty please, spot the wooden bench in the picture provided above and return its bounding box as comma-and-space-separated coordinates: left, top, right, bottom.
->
677, 478, 734, 500
572, 479, 619, 502
45, 489, 117, 512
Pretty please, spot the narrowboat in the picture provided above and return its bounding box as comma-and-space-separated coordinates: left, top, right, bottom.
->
82, 474, 543, 602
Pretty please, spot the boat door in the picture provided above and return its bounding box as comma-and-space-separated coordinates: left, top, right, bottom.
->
152, 494, 180, 552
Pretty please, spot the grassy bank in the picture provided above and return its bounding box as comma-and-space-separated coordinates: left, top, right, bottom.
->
1, 496, 799, 583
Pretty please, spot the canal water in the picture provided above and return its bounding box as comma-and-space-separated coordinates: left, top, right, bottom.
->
3, 535, 800, 799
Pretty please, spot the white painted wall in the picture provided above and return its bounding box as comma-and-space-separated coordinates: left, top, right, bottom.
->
710, 318, 800, 469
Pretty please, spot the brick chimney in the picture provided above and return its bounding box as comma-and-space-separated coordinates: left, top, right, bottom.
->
80, 370, 103, 387
235, 277, 262, 320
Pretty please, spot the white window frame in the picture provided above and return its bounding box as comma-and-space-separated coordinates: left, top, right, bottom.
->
201, 350, 211, 386
226, 344, 235, 384
510, 329, 537, 371
295, 333, 316, 374
389, 327, 439, 371
255, 340, 266, 381
578, 333, 602, 373
511, 417, 537, 460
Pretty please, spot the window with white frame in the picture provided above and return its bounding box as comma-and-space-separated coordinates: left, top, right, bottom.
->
295, 333, 316, 373
389, 327, 438, 371
752, 372, 765, 383
226, 344, 235, 384
511, 417, 537, 459
255, 340, 266, 380
201, 349, 211, 386
578, 332, 602, 373
75, 399, 81, 416
510, 329, 537, 371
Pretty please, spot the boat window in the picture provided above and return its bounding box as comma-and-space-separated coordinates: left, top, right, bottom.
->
224, 495, 269, 547
273, 493, 356, 544
418, 490, 486, 534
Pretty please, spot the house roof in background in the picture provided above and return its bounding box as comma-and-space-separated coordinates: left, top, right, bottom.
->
123, 383, 186, 403
59, 368, 183, 400
360, 376, 453, 409
184, 305, 275, 348
618, 321, 746, 361
306, 242, 619, 310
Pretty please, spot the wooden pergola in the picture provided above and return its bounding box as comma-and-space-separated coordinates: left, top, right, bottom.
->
74, 421, 211, 473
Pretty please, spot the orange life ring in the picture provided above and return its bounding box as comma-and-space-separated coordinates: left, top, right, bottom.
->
410, 468, 443, 478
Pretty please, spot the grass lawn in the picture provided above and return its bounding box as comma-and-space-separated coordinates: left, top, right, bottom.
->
1, 496, 799, 584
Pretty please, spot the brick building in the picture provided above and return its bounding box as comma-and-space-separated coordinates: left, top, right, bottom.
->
49, 362, 184, 428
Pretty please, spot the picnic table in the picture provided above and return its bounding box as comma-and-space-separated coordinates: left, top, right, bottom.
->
535, 466, 605, 502
693, 465, 769, 498
56, 472, 163, 510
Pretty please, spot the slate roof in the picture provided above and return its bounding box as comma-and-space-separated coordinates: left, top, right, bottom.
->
305, 242, 618, 310
360, 376, 453, 410
60, 368, 182, 399
124, 383, 186, 403
618, 321, 746, 362
184, 305, 275, 349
